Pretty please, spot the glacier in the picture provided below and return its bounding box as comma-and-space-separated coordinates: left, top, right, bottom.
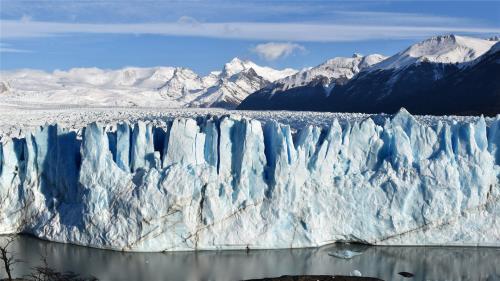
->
0, 109, 499, 252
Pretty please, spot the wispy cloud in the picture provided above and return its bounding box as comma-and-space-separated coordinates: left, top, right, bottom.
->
1, 19, 499, 42
177, 16, 200, 27
0, 43, 31, 53
330, 11, 474, 26
252, 42, 306, 61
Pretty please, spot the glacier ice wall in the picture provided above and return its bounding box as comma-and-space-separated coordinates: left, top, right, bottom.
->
0, 110, 499, 251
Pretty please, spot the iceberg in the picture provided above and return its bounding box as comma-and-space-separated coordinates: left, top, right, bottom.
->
0, 110, 499, 251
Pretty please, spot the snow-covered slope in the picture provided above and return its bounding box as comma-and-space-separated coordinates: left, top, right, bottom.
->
222, 57, 297, 82
186, 58, 296, 108
373, 35, 496, 70
1, 109, 499, 251
0, 58, 296, 109
275, 54, 386, 92
237, 53, 386, 109
238, 53, 387, 110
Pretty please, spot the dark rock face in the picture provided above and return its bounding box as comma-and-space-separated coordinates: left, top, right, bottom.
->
328, 49, 500, 116
238, 80, 330, 111
238, 45, 500, 116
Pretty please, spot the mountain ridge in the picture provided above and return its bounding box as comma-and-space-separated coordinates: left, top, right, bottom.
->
0, 58, 297, 109
238, 35, 500, 116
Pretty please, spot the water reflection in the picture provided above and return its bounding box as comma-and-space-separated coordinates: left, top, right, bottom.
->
1, 235, 499, 281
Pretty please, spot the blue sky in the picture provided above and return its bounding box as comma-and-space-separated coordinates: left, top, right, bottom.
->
1, 0, 499, 74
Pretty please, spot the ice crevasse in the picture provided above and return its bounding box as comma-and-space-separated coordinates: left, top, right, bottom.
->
0, 109, 499, 251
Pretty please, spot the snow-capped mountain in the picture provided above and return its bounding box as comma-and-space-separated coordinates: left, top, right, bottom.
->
0, 67, 180, 107
158, 68, 205, 100
238, 53, 387, 110
239, 35, 500, 116
0, 58, 296, 109
275, 53, 386, 93
221, 57, 297, 81
157, 57, 297, 108
326, 35, 500, 115
246, 53, 387, 101
373, 34, 496, 70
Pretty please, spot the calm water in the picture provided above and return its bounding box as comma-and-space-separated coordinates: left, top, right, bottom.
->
1, 235, 500, 281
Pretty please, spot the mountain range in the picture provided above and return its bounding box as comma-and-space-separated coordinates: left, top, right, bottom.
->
0, 58, 296, 108
238, 35, 500, 116
1, 34, 499, 115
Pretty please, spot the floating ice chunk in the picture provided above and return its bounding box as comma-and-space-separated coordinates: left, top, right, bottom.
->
350, 270, 362, 277
328, 250, 364, 259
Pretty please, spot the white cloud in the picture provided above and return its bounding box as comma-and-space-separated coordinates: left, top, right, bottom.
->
177, 16, 200, 27
0, 47, 31, 53
252, 42, 305, 61
1, 19, 499, 42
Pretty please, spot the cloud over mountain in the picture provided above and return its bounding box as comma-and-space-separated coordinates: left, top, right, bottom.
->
252, 42, 306, 61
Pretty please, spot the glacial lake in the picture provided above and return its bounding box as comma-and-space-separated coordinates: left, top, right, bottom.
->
1, 235, 500, 281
